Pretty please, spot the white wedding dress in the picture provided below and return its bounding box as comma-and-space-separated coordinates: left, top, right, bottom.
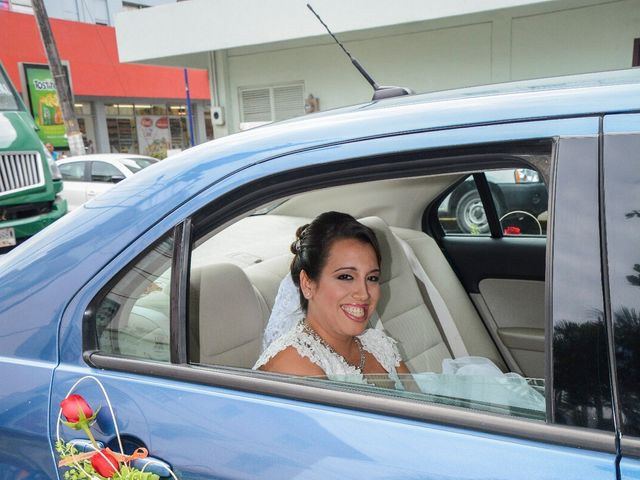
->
254, 320, 404, 386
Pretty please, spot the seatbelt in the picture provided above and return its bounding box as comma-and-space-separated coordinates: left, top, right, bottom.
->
395, 234, 470, 358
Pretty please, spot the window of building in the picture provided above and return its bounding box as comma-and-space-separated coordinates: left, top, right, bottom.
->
122, 2, 148, 11
203, 107, 214, 141
239, 83, 305, 129
106, 117, 137, 154
4, 0, 33, 14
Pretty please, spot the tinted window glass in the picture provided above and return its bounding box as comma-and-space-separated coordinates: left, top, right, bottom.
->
604, 132, 640, 437
93, 233, 173, 361
551, 138, 613, 430
59, 162, 85, 181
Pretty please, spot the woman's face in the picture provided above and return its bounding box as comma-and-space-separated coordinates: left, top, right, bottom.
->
302, 238, 380, 339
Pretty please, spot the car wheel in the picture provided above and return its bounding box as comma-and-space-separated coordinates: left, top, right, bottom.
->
455, 190, 489, 234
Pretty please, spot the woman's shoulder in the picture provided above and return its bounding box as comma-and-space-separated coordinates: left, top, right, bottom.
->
258, 345, 325, 376
358, 328, 402, 368
359, 327, 397, 345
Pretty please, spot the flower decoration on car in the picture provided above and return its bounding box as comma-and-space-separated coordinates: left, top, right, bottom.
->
503, 226, 521, 235
56, 376, 178, 479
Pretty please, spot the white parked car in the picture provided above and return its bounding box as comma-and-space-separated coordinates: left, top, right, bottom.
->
57, 154, 159, 210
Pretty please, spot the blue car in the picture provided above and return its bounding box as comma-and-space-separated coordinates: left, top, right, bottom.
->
1, 69, 639, 479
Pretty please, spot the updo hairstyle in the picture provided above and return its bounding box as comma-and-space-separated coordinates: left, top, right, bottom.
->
290, 211, 381, 312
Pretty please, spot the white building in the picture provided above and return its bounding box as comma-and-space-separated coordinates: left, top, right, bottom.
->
115, 0, 640, 138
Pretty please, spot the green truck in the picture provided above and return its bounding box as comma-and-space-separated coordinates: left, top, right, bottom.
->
0, 62, 67, 250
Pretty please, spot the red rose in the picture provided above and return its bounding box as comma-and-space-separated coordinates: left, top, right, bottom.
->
60, 394, 93, 423
91, 449, 120, 478
503, 226, 521, 235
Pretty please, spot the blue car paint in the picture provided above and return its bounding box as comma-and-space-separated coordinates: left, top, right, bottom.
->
48, 369, 616, 480
0, 70, 639, 478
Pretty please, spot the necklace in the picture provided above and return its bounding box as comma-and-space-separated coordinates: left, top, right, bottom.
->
302, 321, 366, 371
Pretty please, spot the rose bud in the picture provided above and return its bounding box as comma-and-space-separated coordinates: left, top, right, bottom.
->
91, 449, 120, 478
60, 394, 93, 423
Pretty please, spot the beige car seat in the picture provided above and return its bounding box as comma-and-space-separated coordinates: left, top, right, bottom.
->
190, 262, 270, 367
359, 217, 506, 372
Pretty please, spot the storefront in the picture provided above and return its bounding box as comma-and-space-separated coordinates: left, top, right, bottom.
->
0, 9, 212, 157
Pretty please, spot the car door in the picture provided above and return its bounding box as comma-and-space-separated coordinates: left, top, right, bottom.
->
602, 113, 640, 478
87, 161, 123, 201
50, 118, 619, 479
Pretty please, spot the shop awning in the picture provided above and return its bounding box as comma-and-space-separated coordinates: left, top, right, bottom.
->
0, 10, 210, 100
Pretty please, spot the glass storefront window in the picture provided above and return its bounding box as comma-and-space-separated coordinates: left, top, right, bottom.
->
118, 104, 134, 116
74, 103, 92, 115
105, 104, 118, 116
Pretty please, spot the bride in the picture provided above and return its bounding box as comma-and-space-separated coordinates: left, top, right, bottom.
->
254, 211, 410, 385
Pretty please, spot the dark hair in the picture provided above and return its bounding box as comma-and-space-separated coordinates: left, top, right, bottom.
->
290, 211, 381, 312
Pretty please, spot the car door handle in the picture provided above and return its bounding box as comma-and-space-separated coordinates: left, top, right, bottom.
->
130, 456, 174, 478
68, 438, 105, 452
87, 190, 97, 197
67, 439, 173, 478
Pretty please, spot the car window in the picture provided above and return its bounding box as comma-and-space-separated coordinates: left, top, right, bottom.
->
91, 161, 123, 182
437, 168, 548, 236
93, 233, 173, 361
603, 131, 640, 437
59, 162, 85, 181
120, 157, 156, 173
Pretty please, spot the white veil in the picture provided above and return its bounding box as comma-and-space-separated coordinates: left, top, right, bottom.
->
261, 273, 304, 351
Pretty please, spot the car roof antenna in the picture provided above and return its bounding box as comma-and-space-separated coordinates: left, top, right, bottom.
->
306, 3, 414, 101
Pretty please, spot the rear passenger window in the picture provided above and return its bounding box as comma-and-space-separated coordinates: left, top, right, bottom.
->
438, 168, 548, 236
184, 178, 547, 421
88, 156, 556, 425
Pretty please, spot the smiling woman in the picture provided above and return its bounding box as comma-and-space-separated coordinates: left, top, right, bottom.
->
253, 211, 410, 383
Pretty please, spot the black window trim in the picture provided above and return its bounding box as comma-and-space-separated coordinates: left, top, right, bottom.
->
83, 137, 617, 455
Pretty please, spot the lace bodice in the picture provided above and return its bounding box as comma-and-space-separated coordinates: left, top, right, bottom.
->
254, 321, 403, 386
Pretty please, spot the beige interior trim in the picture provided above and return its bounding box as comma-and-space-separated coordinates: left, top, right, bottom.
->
471, 293, 524, 375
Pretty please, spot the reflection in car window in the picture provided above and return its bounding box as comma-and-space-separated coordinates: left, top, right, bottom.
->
604, 132, 640, 437
437, 168, 548, 236
93, 233, 173, 361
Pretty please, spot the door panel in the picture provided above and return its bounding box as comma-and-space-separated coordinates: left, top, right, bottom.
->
50, 368, 617, 480
477, 278, 545, 377
621, 457, 640, 480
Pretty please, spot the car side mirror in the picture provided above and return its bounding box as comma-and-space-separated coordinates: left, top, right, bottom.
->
111, 175, 126, 184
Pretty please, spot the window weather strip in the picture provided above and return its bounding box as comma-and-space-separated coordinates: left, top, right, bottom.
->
597, 117, 623, 479
170, 219, 192, 365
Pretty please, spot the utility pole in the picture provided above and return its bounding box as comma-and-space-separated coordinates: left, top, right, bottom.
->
31, 0, 85, 156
